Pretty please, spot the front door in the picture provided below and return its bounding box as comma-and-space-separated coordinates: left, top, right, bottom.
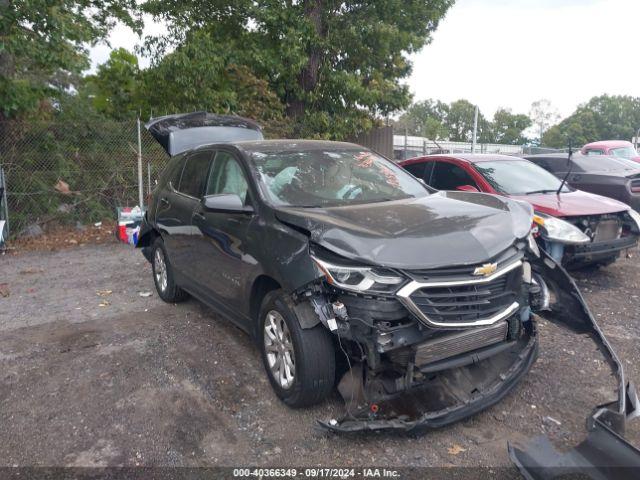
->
191, 149, 258, 326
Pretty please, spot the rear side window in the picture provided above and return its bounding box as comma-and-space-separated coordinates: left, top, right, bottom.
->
403, 161, 435, 184
430, 162, 478, 190
404, 162, 426, 179
585, 149, 604, 156
177, 151, 213, 197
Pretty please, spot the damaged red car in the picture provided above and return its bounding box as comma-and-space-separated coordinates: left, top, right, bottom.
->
137, 113, 640, 479
400, 154, 640, 268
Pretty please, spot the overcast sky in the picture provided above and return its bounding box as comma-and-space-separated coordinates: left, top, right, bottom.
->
90, 0, 640, 121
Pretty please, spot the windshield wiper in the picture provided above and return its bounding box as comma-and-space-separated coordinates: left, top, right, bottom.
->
524, 189, 558, 195
557, 142, 573, 195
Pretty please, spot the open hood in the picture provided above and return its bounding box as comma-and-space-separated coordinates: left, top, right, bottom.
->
275, 191, 533, 269
145, 111, 263, 156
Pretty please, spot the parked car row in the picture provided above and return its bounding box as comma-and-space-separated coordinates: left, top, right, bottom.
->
137, 113, 640, 476
525, 153, 640, 210
399, 154, 640, 269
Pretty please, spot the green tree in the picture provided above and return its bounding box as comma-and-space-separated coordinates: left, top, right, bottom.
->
141, 0, 454, 139
491, 108, 531, 145
83, 48, 141, 120
0, 0, 141, 120
542, 95, 640, 148
394, 99, 449, 138
138, 30, 286, 132
445, 99, 488, 142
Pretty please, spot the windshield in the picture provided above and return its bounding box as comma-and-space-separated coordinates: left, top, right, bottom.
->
611, 146, 638, 159
473, 160, 571, 195
249, 149, 428, 207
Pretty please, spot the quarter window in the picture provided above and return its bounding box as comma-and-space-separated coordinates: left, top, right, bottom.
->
178, 151, 213, 197
206, 151, 250, 204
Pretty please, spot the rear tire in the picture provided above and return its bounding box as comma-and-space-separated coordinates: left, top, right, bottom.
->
151, 237, 189, 303
259, 290, 335, 407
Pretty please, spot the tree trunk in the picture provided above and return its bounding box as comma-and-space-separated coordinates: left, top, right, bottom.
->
286, 0, 325, 119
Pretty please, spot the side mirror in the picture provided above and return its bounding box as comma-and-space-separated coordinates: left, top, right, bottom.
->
456, 185, 480, 193
202, 194, 253, 214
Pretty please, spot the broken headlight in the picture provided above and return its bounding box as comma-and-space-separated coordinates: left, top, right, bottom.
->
626, 208, 640, 232
533, 213, 590, 245
311, 257, 404, 293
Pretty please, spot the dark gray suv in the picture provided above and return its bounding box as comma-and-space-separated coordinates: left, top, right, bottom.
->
137, 113, 639, 475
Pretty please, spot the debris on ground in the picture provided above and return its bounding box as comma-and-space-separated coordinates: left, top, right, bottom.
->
0, 283, 9, 297
96, 290, 113, 297
20, 224, 44, 239
543, 416, 562, 427
447, 444, 466, 455
138, 291, 153, 298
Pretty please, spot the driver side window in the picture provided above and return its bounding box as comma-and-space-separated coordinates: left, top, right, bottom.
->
206, 151, 250, 204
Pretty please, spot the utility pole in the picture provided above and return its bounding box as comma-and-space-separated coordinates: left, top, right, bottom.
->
137, 117, 144, 207
471, 105, 479, 154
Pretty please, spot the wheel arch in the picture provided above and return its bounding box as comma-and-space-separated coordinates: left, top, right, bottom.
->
250, 275, 282, 324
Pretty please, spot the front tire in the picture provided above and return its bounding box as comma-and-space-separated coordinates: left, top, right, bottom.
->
259, 290, 335, 407
151, 237, 189, 303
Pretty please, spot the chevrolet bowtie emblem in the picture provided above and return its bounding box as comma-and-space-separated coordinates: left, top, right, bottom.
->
473, 262, 498, 277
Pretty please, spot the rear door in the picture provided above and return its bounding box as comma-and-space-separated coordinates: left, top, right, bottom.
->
156, 150, 213, 276
190, 149, 258, 327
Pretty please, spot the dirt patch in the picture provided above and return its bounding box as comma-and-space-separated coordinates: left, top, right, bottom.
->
4, 220, 118, 254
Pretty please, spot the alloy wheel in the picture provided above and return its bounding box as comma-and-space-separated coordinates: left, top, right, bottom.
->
264, 310, 296, 389
154, 248, 168, 293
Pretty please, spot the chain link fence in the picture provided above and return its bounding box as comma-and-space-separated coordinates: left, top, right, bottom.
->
0, 118, 561, 240
0, 119, 169, 238
393, 134, 527, 161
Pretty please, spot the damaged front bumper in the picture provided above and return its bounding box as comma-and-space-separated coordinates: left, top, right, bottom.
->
315, 251, 640, 478
320, 325, 538, 433
508, 252, 640, 479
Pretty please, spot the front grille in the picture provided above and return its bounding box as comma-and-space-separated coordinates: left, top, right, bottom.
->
414, 321, 508, 366
398, 250, 524, 328
410, 271, 519, 324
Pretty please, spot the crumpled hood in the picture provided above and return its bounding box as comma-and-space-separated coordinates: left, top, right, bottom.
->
275, 191, 533, 269
510, 190, 629, 217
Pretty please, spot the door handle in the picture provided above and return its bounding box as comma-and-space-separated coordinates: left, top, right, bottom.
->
572, 175, 581, 181
160, 197, 170, 206
192, 211, 206, 222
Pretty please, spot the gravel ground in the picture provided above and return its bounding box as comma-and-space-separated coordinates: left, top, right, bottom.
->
1, 242, 639, 470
